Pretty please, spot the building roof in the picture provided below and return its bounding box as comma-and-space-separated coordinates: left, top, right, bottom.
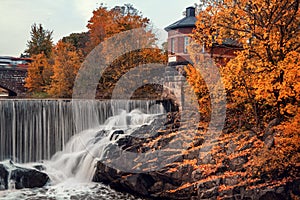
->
165, 7, 197, 31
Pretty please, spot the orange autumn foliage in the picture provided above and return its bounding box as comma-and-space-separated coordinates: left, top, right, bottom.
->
48, 41, 83, 98
248, 109, 300, 179
86, 4, 167, 99
86, 4, 150, 53
25, 53, 53, 95
189, 0, 299, 128
186, 0, 300, 182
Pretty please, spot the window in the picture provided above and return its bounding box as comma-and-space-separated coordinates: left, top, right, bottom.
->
184, 36, 189, 53
171, 38, 175, 54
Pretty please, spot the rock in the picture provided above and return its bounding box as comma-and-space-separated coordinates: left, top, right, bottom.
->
92, 111, 297, 200
288, 179, 300, 196
11, 167, 49, 189
259, 191, 285, 200
191, 169, 203, 181
33, 164, 46, 171
94, 130, 108, 144
264, 135, 275, 148
199, 186, 219, 199
201, 153, 215, 164
0, 164, 9, 190
92, 162, 122, 184
110, 130, 124, 141
93, 161, 159, 197
122, 174, 156, 196
198, 178, 221, 192
149, 181, 164, 193
0, 161, 49, 190
226, 141, 236, 156
229, 156, 248, 171
263, 118, 280, 140
261, 118, 280, 149
224, 175, 240, 186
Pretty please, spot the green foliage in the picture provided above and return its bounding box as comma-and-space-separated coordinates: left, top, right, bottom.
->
25, 23, 53, 58
62, 32, 89, 55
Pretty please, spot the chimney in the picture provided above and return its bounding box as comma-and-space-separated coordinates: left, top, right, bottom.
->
186, 7, 195, 17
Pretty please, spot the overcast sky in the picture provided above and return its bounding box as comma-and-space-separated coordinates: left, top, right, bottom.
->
0, 0, 197, 57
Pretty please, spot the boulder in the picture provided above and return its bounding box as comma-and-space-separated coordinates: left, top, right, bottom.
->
0, 164, 9, 190
259, 191, 285, 200
0, 160, 49, 190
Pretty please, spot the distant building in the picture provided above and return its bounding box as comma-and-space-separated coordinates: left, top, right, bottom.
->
164, 7, 241, 66
0, 56, 32, 69
0, 56, 13, 68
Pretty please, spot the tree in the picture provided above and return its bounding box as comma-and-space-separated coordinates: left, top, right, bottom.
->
187, 0, 300, 184
25, 23, 53, 58
48, 41, 83, 98
25, 53, 53, 96
86, 4, 150, 53
191, 0, 300, 129
62, 32, 90, 55
85, 4, 167, 99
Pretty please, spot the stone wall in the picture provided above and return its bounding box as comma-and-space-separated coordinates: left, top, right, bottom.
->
0, 68, 27, 96
163, 65, 186, 111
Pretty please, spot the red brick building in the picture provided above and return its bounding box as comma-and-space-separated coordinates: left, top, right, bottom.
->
165, 7, 241, 66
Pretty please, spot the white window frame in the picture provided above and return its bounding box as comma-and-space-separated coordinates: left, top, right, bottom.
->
171, 38, 175, 54
184, 36, 189, 53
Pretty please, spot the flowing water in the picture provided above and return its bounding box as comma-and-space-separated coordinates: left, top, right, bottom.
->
0, 99, 165, 199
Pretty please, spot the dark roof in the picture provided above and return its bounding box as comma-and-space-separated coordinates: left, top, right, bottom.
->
165, 7, 197, 31
222, 38, 242, 47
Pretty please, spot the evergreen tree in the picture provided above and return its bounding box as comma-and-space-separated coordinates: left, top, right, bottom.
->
25, 23, 53, 58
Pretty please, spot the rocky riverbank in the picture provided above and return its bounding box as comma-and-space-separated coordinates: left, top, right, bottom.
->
93, 111, 299, 199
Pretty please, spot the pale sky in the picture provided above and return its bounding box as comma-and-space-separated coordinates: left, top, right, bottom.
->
0, 0, 197, 57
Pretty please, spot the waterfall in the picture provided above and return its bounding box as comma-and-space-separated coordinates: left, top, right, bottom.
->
0, 99, 164, 163
45, 109, 158, 183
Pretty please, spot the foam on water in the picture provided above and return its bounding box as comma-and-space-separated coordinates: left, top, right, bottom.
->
0, 99, 165, 199
42, 109, 157, 183
0, 182, 143, 200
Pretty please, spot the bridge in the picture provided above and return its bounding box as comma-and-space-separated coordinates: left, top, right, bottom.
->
0, 68, 27, 96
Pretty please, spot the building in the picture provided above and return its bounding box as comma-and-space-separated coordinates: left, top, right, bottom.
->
165, 7, 197, 66
163, 7, 241, 109
0, 56, 13, 68
0, 56, 32, 69
164, 7, 241, 66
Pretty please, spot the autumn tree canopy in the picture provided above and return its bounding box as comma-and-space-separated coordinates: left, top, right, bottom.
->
85, 4, 166, 99
25, 4, 166, 99
86, 4, 150, 53
62, 32, 89, 55
186, 0, 300, 181
25, 23, 53, 58
48, 41, 83, 98
189, 0, 299, 128
25, 53, 53, 96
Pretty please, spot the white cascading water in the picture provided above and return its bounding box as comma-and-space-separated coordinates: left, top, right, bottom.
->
0, 99, 164, 180
45, 109, 158, 183
0, 99, 165, 199
0, 99, 164, 163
